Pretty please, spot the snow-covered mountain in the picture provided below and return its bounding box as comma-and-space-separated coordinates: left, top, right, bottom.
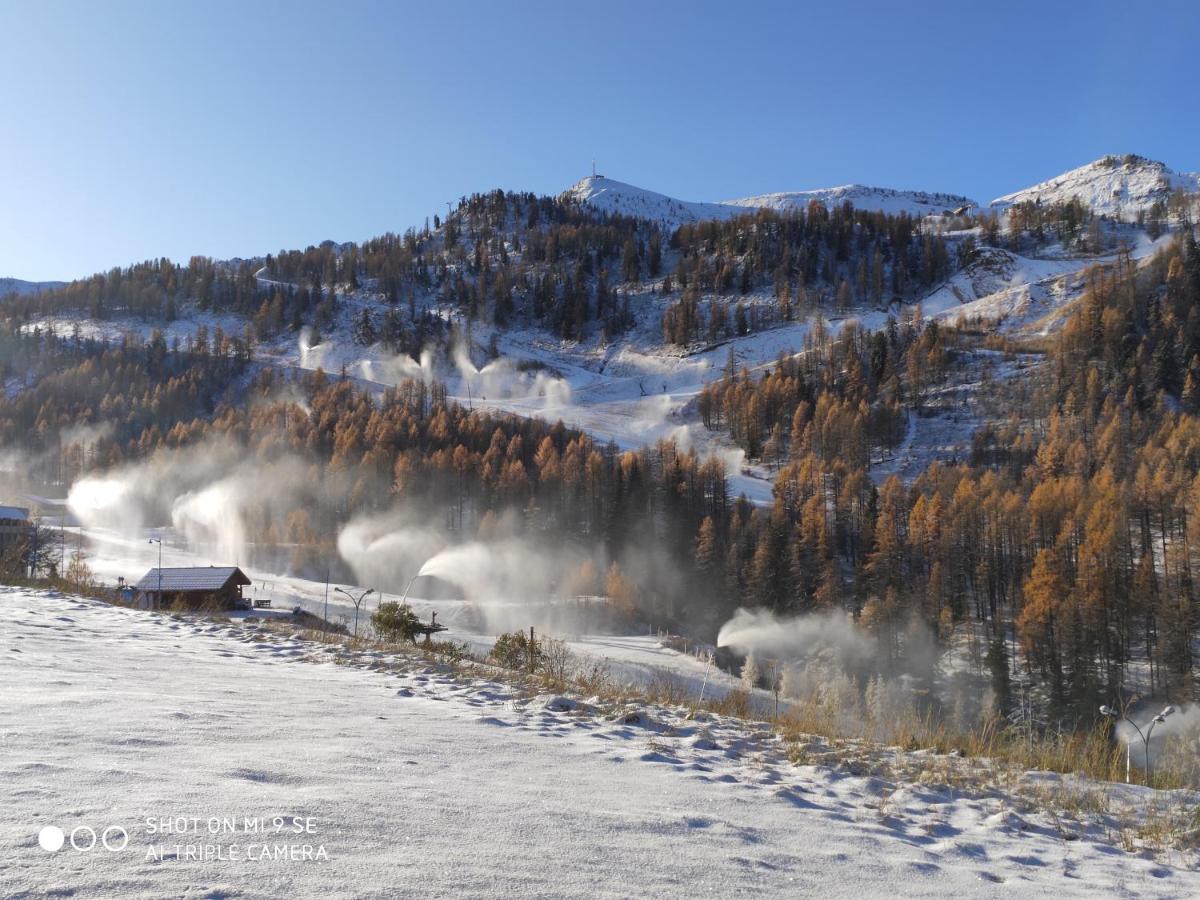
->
723, 185, 977, 218
990, 155, 1200, 219
565, 175, 978, 231
564, 176, 743, 230
0, 277, 66, 296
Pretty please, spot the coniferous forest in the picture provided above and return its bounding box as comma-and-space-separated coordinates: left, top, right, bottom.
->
3, 188, 1200, 725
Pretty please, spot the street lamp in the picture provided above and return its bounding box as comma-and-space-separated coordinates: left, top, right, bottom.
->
149, 538, 162, 609
1100, 703, 1176, 784
334, 587, 375, 639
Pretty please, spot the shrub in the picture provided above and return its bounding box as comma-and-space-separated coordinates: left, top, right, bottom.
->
371, 602, 422, 643
539, 636, 574, 683
492, 630, 540, 671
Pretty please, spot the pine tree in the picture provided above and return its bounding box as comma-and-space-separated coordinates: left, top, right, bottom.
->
353, 308, 377, 345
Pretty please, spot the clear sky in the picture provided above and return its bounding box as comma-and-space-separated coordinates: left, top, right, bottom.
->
2, 0, 1197, 281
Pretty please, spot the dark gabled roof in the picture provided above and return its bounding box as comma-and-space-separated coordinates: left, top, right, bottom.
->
133, 566, 251, 592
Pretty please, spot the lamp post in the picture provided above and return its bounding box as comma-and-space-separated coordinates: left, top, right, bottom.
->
1100, 703, 1176, 784
148, 538, 162, 608
323, 566, 330, 632
334, 587, 375, 639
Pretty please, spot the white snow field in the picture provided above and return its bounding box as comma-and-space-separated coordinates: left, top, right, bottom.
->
3, 587, 1199, 898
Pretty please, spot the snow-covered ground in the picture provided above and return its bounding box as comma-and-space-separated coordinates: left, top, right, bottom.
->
923, 232, 1177, 335
73, 523, 746, 700
3, 587, 1198, 898
18, 309, 248, 346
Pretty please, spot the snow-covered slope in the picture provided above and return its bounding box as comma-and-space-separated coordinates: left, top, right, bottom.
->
0, 277, 66, 296
566, 175, 977, 231
725, 184, 977, 217
564, 176, 743, 230
991, 155, 1200, 219
5, 586, 1198, 897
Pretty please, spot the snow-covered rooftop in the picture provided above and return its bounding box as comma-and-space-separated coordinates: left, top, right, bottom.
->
133, 566, 249, 592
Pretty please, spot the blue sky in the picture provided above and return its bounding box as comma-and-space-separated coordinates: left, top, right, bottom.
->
2, 0, 1197, 281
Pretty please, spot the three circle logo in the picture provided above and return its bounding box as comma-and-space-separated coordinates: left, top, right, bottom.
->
39, 824, 128, 852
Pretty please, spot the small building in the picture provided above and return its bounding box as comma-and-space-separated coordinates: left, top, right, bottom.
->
0, 504, 31, 561
134, 566, 252, 611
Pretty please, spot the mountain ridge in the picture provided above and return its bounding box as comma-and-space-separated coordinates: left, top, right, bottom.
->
0, 277, 67, 296
565, 175, 979, 231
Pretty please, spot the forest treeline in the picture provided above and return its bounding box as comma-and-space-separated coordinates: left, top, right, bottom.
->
2, 188, 959, 350
6, 235, 1200, 719
0, 325, 250, 482
694, 233, 1200, 715
4, 175, 1200, 719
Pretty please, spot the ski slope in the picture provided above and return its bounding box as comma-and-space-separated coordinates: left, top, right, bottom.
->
3, 587, 1197, 898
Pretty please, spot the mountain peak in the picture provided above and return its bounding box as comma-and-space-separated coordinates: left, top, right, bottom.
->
563, 175, 741, 230
990, 154, 1198, 217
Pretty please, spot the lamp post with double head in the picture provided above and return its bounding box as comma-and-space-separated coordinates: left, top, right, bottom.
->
334, 587, 375, 639
1100, 704, 1176, 784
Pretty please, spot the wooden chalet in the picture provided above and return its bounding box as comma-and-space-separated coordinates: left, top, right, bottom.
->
134, 566, 252, 610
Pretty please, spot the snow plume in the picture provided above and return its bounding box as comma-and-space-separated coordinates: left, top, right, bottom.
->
416, 539, 571, 632
452, 343, 573, 412
361, 346, 436, 386
336, 505, 598, 633
1114, 703, 1200, 774
634, 393, 675, 429
341, 332, 574, 414
67, 476, 139, 531
168, 458, 311, 563
0, 446, 26, 475
717, 608, 874, 669
719, 607, 1003, 738
68, 440, 316, 565
58, 421, 115, 450
336, 509, 446, 593
170, 480, 246, 562
298, 327, 327, 369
